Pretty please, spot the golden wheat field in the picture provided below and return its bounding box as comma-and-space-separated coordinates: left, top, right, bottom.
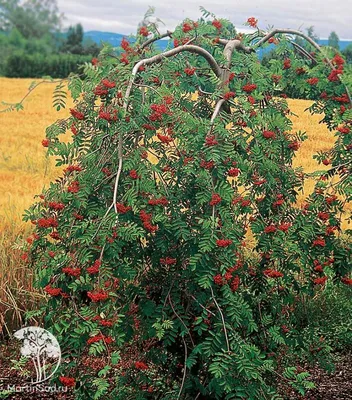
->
0, 78, 74, 332
0, 77, 348, 332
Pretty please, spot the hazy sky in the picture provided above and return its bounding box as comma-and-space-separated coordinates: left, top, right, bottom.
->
57, 0, 350, 39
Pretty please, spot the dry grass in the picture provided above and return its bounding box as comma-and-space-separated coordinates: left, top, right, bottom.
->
0, 78, 348, 333
0, 78, 73, 334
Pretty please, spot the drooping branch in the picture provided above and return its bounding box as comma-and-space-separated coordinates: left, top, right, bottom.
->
197, 38, 250, 137
122, 43, 222, 113
220, 39, 254, 68
291, 41, 316, 63
111, 45, 222, 214
210, 286, 230, 352
140, 31, 173, 50
0, 78, 67, 113
207, 99, 225, 135
132, 44, 222, 84
252, 28, 352, 104
112, 136, 124, 215
252, 29, 322, 53
110, 27, 352, 218
204, 39, 245, 131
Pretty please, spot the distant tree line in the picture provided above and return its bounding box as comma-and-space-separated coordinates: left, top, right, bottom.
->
0, 0, 101, 77
327, 30, 352, 63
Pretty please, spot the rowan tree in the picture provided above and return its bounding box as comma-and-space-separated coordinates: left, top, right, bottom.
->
23, 8, 352, 399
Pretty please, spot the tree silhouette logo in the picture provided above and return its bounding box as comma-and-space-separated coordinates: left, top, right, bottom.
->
13, 327, 61, 384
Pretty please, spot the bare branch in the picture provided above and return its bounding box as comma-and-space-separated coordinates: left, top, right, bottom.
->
112, 141, 123, 214
207, 99, 225, 136
291, 41, 316, 63
92, 203, 114, 240
0, 78, 67, 113
198, 86, 212, 95
178, 336, 188, 400
168, 294, 195, 347
220, 39, 254, 68
188, 294, 216, 316
132, 44, 222, 83
252, 29, 322, 52
122, 44, 221, 116
140, 31, 173, 50
210, 286, 230, 352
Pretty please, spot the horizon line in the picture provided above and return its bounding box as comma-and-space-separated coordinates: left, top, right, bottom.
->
85, 30, 352, 42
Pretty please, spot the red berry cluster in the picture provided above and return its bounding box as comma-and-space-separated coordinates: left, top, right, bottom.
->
263, 269, 284, 278
140, 210, 158, 233
87, 334, 113, 345
70, 108, 85, 120
200, 160, 215, 170
307, 77, 319, 85
233, 196, 251, 207
242, 83, 257, 93
148, 197, 169, 206
149, 103, 170, 122
121, 38, 130, 51
68, 180, 80, 193
116, 203, 132, 214
48, 202, 65, 211
228, 168, 240, 177
64, 165, 82, 174
247, 17, 258, 28
139, 26, 149, 37
87, 260, 101, 274
283, 58, 291, 70
184, 67, 196, 76
59, 377, 75, 387
272, 194, 284, 207
312, 237, 326, 247
223, 91, 235, 100
135, 361, 148, 370
99, 107, 118, 122
37, 217, 58, 228
264, 225, 276, 233
263, 130, 276, 139
157, 133, 173, 144
288, 140, 300, 150
341, 277, 352, 286
313, 276, 327, 285
205, 135, 218, 146
216, 239, 232, 247
278, 222, 291, 232
209, 193, 222, 206
328, 54, 344, 81
44, 285, 62, 296
212, 20, 222, 30
160, 257, 177, 265
182, 22, 195, 33
87, 290, 109, 302
62, 267, 81, 277
129, 170, 140, 179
